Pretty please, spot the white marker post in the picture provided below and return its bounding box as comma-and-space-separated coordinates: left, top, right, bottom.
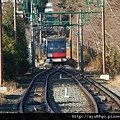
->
100, 74, 109, 80
60, 74, 62, 79
64, 87, 69, 98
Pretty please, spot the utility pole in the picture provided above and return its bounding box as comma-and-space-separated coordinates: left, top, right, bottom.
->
77, 13, 80, 69
102, 0, 106, 74
79, 10, 84, 74
39, 14, 42, 60
14, 0, 17, 45
30, 0, 35, 73
0, 0, 2, 87
69, 14, 72, 59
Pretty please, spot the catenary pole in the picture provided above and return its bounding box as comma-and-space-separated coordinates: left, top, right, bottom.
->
79, 10, 84, 73
77, 13, 79, 69
39, 14, 42, 60
14, 0, 17, 45
69, 14, 72, 59
0, 0, 2, 86
31, 0, 35, 73
102, 0, 106, 74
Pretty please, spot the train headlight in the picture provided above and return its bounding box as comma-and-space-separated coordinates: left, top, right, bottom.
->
47, 53, 52, 57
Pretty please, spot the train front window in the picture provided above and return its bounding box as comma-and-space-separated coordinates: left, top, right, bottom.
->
47, 41, 65, 53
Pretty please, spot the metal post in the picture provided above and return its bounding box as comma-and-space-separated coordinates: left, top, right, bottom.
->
77, 13, 79, 69
14, 0, 17, 45
60, 74, 62, 79
58, 14, 61, 36
79, 10, 84, 73
64, 87, 69, 98
39, 14, 42, 60
102, 0, 106, 74
0, 0, 2, 86
31, 1, 35, 73
69, 14, 72, 59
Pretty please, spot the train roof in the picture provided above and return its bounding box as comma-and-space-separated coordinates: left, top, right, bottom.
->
46, 36, 66, 41
45, 2, 53, 12
46, 2, 52, 7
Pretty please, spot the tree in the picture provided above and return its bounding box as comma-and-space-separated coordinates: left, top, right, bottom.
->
2, 32, 16, 80
15, 16, 29, 76
2, 1, 29, 80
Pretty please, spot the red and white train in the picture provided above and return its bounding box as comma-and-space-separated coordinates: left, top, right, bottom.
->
45, 36, 67, 63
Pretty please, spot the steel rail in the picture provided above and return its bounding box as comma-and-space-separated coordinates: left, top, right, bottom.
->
85, 77, 120, 108
19, 67, 56, 113
58, 68, 98, 113
45, 69, 59, 113
59, 67, 120, 113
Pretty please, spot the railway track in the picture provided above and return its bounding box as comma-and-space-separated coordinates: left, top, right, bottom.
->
19, 66, 98, 112
47, 69, 97, 113
60, 67, 120, 113
19, 67, 57, 113
19, 65, 120, 119
82, 77, 120, 113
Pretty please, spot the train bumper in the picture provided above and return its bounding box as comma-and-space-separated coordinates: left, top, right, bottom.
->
46, 58, 67, 62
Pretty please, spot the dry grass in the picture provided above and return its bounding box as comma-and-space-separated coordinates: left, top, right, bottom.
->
86, 64, 120, 90
108, 75, 120, 90
0, 94, 5, 104
0, 76, 31, 104
0, 70, 42, 105
2, 81, 19, 94
0, 81, 22, 104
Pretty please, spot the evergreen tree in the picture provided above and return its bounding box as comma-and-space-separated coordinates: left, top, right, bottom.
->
15, 16, 29, 76
2, 1, 29, 80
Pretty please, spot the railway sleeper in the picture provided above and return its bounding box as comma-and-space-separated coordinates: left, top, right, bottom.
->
98, 99, 120, 113
105, 105, 120, 113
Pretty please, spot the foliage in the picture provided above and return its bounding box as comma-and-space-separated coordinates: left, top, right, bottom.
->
88, 46, 120, 78
15, 16, 29, 76
58, 0, 66, 9
83, 50, 91, 66
94, 52, 102, 71
2, 2, 29, 80
38, 0, 48, 12
2, 33, 16, 80
2, 2, 14, 38
84, 48, 97, 68
106, 48, 120, 78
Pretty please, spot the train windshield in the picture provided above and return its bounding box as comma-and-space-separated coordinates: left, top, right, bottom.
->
47, 41, 65, 53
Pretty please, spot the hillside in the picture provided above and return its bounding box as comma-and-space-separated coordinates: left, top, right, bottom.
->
50, 0, 120, 61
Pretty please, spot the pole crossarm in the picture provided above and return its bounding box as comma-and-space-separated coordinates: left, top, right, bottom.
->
16, 11, 102, 26
19, 0, 29, 10
18, 0, 104, 10
16, 0, 104, 25
17, 11, 102, 15
19, 0, 39, 10
86, 0, 104, 7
